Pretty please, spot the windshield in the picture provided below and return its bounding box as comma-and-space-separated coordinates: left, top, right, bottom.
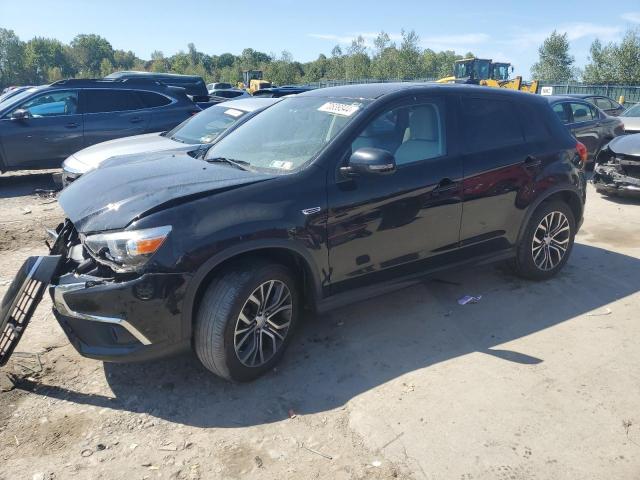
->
622, 104, 640, 117
0, 87, 41, 112
204, 96, 367, 172
492, 64, 510, 81
166, 104, 250, 144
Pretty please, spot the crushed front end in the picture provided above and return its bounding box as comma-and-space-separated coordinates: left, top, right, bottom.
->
593, 138, 640, 197
47, 221, 191, 362
1, 221, 191, 366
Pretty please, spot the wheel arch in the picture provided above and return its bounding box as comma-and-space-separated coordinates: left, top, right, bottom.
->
516, 186, 584, 245
181, 240, 323, 339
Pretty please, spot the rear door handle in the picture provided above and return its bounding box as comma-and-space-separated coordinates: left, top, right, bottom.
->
65, 122, 79, 129
523, 156, 542, 168
432, 178, 458, 195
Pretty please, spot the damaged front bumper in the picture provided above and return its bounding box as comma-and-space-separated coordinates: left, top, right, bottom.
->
593, 153, 640, 197
1, 221, 191, 366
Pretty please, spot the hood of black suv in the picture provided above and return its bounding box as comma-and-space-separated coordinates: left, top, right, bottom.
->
59, 151, 275, 232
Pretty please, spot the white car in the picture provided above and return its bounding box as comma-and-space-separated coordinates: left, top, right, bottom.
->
620, 104, 640, 135
61, 97, 278, 186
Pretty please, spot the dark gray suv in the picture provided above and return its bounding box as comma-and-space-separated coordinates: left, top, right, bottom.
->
0, 78, 199, 172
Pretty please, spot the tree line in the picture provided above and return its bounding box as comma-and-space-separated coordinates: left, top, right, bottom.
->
1, 27, 639, 91
531, 29, 640, 84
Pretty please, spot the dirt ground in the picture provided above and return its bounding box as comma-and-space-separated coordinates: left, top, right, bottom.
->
1, 169, 639, 480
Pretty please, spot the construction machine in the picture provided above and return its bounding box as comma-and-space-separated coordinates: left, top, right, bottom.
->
436, 58, 539, 94
238, 70, 272, 94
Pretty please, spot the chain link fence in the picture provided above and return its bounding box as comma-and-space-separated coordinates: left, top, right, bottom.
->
299, 78, 640, 106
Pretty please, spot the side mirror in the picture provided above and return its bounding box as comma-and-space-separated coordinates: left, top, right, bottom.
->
341, 147, 396, 176
10, 109, 29, 120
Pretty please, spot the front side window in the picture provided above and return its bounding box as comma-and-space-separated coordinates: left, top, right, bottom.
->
570, 103, 594, 123
167, 105, 249, 144
205, 96, 368, 172
84, 89, 143, 114
351, 101, 445, 166
460, 97, 523, 150
13, 90, 78, 117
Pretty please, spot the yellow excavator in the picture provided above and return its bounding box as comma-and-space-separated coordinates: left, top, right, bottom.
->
437, 58, 539, 94
238, 70, 271, 94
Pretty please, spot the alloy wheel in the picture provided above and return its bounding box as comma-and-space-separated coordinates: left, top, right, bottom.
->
531, 211, 571, 271
234, 280, 293, 367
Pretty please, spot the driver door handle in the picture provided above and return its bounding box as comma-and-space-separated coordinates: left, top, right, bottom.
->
65, 122, 79, 129
130, 117, 143, 123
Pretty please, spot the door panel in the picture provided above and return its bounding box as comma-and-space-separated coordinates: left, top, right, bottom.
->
80, 89, 151, 147
326, 97, 463, 294
0, 90, 82, 168
567, 102, 600, 158
459, 96, 534, 250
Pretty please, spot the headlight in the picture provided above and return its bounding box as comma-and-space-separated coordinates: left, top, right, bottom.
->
83, 226, 172, 271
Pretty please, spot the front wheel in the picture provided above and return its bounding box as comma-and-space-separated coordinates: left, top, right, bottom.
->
194, 261, 300, 382
512, 200, 576, 280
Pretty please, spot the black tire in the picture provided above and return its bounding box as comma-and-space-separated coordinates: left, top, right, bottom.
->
512, 200, 576, 280
194, 260, 300, 382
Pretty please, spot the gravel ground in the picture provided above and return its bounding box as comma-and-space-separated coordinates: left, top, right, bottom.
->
0, 170, 639, 480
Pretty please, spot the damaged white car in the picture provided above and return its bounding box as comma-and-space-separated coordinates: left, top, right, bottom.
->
593, 134, 640, 197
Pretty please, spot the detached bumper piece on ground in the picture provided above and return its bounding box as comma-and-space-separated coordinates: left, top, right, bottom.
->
0, 255, 61, 366
593, 134, 640, 197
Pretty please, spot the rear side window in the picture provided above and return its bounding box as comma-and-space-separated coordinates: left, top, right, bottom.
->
594, 97, 614, 110
84, 89, 143, 114
460, 97, 523, 150
569, 103, 594, 123
553, 103, 570, 124
137, 91, 172, 108
518, 103, 552, 142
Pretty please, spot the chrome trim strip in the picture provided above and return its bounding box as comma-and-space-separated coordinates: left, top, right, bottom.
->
53, 283, 152, 345
3, 257, 44, 324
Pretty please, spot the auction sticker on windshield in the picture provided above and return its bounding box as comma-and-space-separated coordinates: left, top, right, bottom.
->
224, 109, 244, 118
269, 160, 294, 170
318, 102, 362, 117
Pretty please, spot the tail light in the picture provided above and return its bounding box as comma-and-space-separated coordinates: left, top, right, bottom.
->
576, 142, 588, 164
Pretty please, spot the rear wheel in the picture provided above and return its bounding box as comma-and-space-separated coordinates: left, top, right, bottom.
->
512, 200, 576, 280
194, 261, 299, 382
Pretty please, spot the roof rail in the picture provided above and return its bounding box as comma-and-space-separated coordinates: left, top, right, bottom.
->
50, 78, 165, 87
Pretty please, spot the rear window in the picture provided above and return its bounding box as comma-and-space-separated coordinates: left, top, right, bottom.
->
137, 91, 172, 108
460, 97, 524, 151
594, 97, 614, 110
84, 89, 143, 113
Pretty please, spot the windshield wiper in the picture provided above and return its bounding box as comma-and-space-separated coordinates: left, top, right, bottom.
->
206, 157, 252, 171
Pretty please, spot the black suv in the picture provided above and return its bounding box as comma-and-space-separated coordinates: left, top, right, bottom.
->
0, 78, 198, 171
1, 84, 587, 382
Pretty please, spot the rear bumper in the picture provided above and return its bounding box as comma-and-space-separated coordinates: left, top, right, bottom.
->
50, 271, 191, 362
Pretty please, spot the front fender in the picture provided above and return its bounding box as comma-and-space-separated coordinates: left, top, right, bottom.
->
179, 238, 324, 339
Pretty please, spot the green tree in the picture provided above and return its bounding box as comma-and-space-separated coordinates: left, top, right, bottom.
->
113, 49, 139, 70
0, 28, 26, 88
371, 31, 399, 79
99, 58, 115, 77
530, 31, 575, 82
584, 29, 640, 84
326, 45, 345, 79
24, 37, 73, 84
149, 50, 169, 72
344, 36, 370, 79
398, 30, 422, 78
70, 34, 114, 77
303, 54, 329, 82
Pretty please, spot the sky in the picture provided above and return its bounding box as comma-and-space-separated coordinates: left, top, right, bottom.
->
2, 0, 640, 78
